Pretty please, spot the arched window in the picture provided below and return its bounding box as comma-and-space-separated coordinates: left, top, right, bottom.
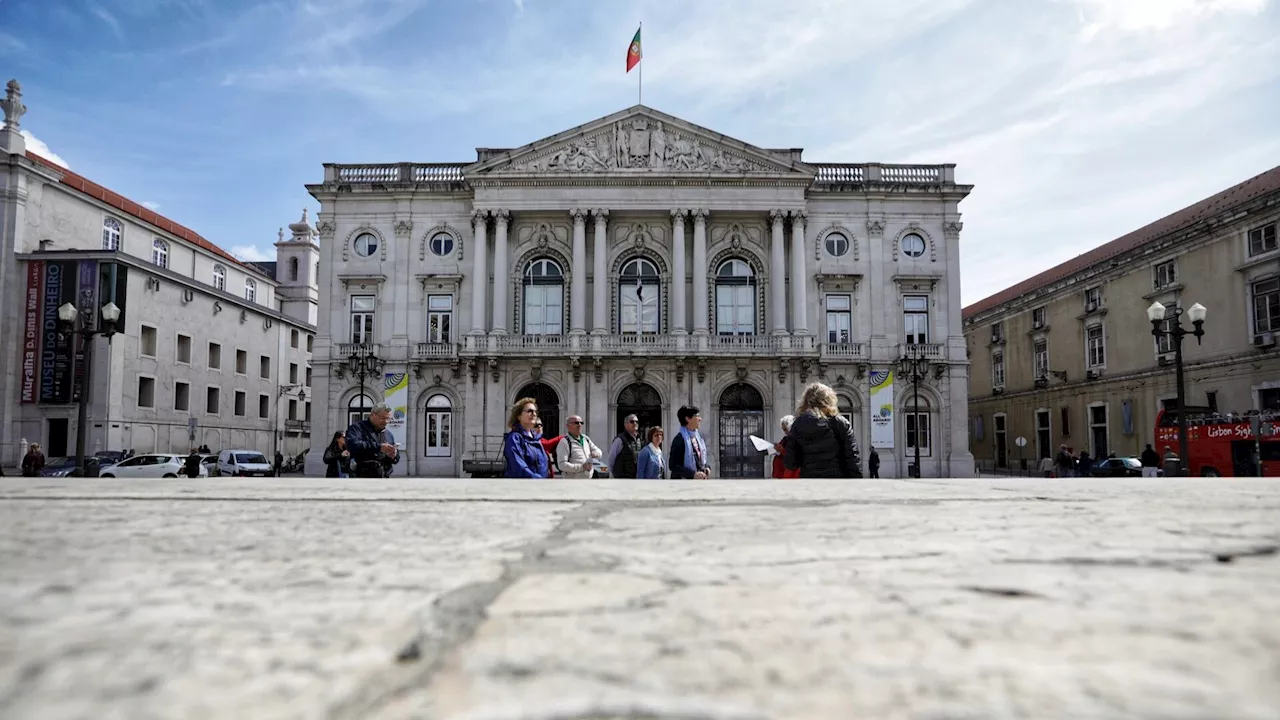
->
102, 217, 122, 251
523, 258, 564, 335
619, 258, 660, 334
151, 239, 169, 268
348, 393, 375, 426
424, 394, 452, 457
289, 257, 299, 281
715, 259, 756, 335
212, 264, 226, 291
245, 278, 257, 303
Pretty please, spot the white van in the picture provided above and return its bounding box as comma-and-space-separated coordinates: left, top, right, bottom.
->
217, 449, 273, 477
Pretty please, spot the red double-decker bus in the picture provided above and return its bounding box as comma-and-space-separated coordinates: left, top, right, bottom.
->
1154, 407, 1280, 477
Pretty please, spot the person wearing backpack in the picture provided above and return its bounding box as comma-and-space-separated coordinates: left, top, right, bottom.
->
555, 415, 601, 479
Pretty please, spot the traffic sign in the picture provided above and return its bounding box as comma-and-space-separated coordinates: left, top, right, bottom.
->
1015, 436, 1027, 447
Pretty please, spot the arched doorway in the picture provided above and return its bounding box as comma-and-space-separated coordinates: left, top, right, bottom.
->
615, 383, 662, 438
514, 383, 559, 437
718, 382, 765, 478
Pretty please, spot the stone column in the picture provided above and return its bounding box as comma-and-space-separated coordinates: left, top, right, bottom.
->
692, 209, 709, 337
490, 210, 510, 334
469, 210, 488, 335
790, 210, 809, 335
591, 209, 609, 335
570, 209, 587, 335
769, 210, 788, 335
670, 209, 687, 335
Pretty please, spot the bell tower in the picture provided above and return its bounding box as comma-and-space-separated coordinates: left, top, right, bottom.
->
275, 209, 320, 326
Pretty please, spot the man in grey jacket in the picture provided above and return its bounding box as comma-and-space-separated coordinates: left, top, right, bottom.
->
555, 415, 602, 479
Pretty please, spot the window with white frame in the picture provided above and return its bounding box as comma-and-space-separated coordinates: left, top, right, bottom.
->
1155, 317, 1175, 354
429, 232, 454, 256
992, 351, 1005, 388
1253, 278, 1279, 334
1084, 287, 1102, 311
152, 239, 169, 268
905, 411, 931, 457
351, 295, 375, 344
348, 393, 375, 426
212, 264, 226, 291
424, 394, 452, 457
991, 321, 1004, 343
1153, 260, 1177, 289
903, 295, 929, 344
427, 295, 453, 343
244, 279, 256, 303
103, 217, 122, 251
1034, 339, 1048, 378
523, 258, 564, 335
715, 258, 756, 335
1032, 306, 1046, 329
1086, 324, 1105, 367
619, 258, 661, 334
1249, 223, 1277, 256
825, 294, 852, 344
1089, 404, 1108, 458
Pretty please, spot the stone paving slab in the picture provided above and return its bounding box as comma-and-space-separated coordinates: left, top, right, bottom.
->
1, 478, 1278, 720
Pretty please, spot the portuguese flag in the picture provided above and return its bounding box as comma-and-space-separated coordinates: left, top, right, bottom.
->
626, 26, 642, 73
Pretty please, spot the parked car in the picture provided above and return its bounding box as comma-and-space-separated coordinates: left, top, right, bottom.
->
98, 454, 208, 478
37, 457, 77, 477
200, 454, 220, 476
217, 450, 273, 477
1090, 457, 1147, 477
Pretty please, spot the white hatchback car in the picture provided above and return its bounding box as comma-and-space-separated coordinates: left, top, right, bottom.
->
217, 449, 274, 477
99, 453, 207, 478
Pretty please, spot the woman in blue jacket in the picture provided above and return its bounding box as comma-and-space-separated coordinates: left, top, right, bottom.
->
503, 397, 549, 478
636, 426, 667, 479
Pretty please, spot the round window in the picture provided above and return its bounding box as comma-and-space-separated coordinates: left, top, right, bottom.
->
825, 232, 849, 257
429, 232, 454, 256
901, 233, 926, 258
353, 232, 379, 257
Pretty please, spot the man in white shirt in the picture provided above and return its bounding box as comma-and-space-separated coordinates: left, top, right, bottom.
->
556, 415, 602, 479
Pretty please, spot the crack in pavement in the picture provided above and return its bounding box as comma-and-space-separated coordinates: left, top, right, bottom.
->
1001, 544, 1279, 570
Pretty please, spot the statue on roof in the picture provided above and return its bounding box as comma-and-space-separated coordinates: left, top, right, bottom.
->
2, 79, 26, 131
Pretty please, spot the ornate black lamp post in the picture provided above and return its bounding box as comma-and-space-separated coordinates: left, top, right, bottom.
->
56, 301, 121, 477
344, 344, 384, 421
898, 346, 930, 478
1147, 300, 1207, 477
274, 385, 308, 458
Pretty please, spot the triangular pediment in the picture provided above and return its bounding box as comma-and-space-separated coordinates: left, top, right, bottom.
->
466, 106, 814, 177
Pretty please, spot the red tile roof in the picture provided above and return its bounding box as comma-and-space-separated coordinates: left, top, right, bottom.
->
962, 164, 1280, 320
25, 151, 267, 277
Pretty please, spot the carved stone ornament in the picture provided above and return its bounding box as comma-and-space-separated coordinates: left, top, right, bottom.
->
934, 364, 947, 380
530, 359, 543, 382
817, 361, 828, 379
799, 359, 811, 383
674, 358, 685, 384
633, 364, 646, 382
394, 219, 413, 237
592, 357, 604, 383
489, 358, 500, 383
856, 363, 867, 379
735, 364, 749, 382
866, 219, 885, 237
508, 118, 769, 174
316, 220, 336, 238
943, 221, 963, 238
450, 359, 461, 379
467, 358, 478, 383
1, 79, 26, 130
778, 358, 790, 384
570, 357, 581, 383
696, 358, 707, 384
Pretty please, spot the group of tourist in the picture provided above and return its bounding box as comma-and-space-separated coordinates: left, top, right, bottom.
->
322, 402, 402, 478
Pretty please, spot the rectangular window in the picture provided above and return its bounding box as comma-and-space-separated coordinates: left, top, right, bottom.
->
288, 399, 298, 421
427, 295, 453, 343
991, 322, 1004, 343
290, 329, 299, 349
140, 325, 158, 357
621, 281, 660, 334
289, 363, 298, 385
905, 412, 931, 457
306, 335, 313, 353
259, 355, 270, 380
992, 352, 1005, 388
1249, 223, 1277, 256
1036, 409, 1051, 461
305, 402, 312, 423
137, 377, 155, 408
825, 295, 852, 344
1060, 406, 1071, 437
258, 394, 270, 419
235, 390, 246, 417
351, 295, 375, 344
1153, 260, 1177, 289
903, 296, 929, 344
1261, 388, 1280, 412
174, 381, 189, 412
1085, 287, 1102, 311
176, 334, 192, 364
1253, 278, 1280, 334
1089, 405, 1108, 459
1156, 317, 1175, 354
206, 386, 220, 415
1032, 307, 1046, 329
236, 349, 247, 375
305, 366, 312, 387
1086, 325, 1105, 367
715, 285, 754, 335
208, 342, 221, 370
1034, 339, 1048, 378
1206, 391, 1218, 414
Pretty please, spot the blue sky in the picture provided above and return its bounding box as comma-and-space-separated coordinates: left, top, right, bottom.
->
3, 0, 1278, 305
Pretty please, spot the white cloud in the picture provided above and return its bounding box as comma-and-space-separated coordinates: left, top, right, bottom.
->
21, 131, 70, 168
230, 245, 273, 262
142, 201, 161, 211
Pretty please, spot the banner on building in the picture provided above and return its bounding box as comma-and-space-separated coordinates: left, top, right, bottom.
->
21, 261, 43, 403
72, 260, 99, 403
384, 372, 408, 447
40, 261, 77, 404
869, 369, 895, 449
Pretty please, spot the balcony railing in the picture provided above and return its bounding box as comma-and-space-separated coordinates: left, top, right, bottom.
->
328, 163, 467, 185
415, 342, 459, 358
601, 334, 676, 352
813, 163, 953, 187
899, 343, 945, 359
820, 342, 868, 360
336, 342, 380, 358
284, 420, 311, 433
495, 334, 567, 351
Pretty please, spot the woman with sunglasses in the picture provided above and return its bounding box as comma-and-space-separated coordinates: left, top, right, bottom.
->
503, 397, 550, 478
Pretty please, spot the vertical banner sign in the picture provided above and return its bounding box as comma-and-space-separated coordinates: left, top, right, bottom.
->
870, 369, 895, 449
72, 260, 99, 403
21, 261, 44, 404
40, 261, 76, 403
384, 373, 408, 447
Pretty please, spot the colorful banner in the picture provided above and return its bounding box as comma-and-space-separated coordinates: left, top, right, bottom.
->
384, 372, 408, 448
72, 261, 99, 403
870, 369, 895, 449
39, 261, 76, 404
21, 261, 43, 403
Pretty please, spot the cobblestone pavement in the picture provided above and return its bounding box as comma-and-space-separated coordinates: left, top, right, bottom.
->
1, 478, 1277, 720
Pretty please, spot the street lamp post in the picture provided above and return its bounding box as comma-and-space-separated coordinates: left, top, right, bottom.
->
1147, 300, 1207, 477
56, 301, 121, 477
274, 385, 307, 459
344, 344, 384, 422
898, 346, 930, 478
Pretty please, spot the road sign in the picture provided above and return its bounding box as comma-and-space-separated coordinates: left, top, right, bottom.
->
1015, 436, 1027, 447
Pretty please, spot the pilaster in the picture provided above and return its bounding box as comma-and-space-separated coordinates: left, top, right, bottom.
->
769, 210, 788, 336
570, 208, 587, 335
469, 210, 489, 335
491, 210, 510, 334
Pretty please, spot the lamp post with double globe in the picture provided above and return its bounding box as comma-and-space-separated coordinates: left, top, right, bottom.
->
898, 345, 930, 478
56, 301, 121, 477
1147, 300, 1207, 477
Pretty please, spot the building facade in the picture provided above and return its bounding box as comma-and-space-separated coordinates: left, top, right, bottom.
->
963, 165, 1280, 472
306, 106, 975, 478
0, 80, 318, 466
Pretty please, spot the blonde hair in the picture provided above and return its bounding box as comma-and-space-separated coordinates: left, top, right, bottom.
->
795, 382, 840, 418
508, 397, 537, 428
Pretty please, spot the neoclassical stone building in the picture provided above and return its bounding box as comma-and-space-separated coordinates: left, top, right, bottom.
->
305, 106, 975, 477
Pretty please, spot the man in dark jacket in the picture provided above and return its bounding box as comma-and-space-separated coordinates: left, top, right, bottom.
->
607, 415, 642, 479
868, 447, 880, 478
184, 448, 202, 478
345, 403, 399, 478
1140, 443, 1160, 478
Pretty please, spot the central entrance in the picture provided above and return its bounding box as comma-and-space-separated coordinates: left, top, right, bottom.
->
615, 382, 662, 438
718, 382, 765, 478
515, 382, 560, 437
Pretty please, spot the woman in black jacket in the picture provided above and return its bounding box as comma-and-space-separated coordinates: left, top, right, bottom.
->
783, 382, 861, 478
323, 432, 352, 478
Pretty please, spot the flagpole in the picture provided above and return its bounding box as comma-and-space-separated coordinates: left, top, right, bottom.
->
638, 21, 643, 105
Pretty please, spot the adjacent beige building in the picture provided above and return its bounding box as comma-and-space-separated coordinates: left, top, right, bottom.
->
963, 165, 1280, 472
